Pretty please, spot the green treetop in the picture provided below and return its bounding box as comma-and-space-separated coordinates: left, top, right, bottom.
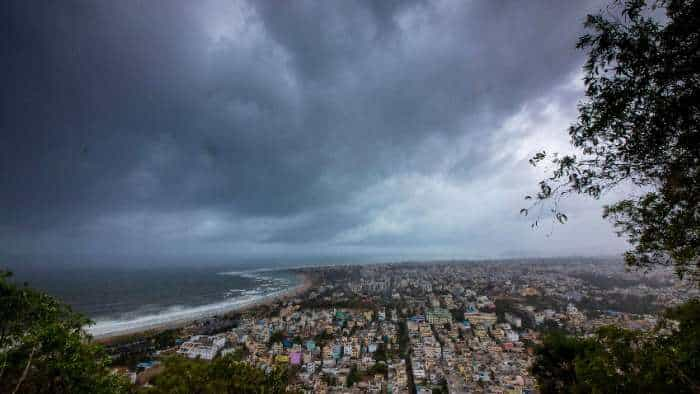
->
526, 0, 700, 282
0, 270, 131, 394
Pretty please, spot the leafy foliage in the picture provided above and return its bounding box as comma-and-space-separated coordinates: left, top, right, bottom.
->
368, 361, 388, 376
526, 0, 700, 282
346, 365, 362, 387
373, 342, 388, 362
268, 330, 285, 345
0, 271, 131, 394
530, 331, 584, 393
145, 354, 290, 394
532, 299, 700, 393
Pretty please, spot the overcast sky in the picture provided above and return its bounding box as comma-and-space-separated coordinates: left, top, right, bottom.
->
1, 0, 629, 265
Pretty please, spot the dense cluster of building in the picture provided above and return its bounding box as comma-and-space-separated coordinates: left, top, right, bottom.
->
113, 258, 697, 393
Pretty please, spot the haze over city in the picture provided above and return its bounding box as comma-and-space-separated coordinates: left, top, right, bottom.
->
2, 0, 629, 266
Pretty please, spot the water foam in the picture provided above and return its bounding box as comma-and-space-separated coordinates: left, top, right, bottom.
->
85, 274, 298, 338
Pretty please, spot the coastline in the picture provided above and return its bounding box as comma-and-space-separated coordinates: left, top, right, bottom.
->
91, 273, 312, 343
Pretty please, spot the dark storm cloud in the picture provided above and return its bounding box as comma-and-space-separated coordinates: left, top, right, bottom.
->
1, 0, 624, 258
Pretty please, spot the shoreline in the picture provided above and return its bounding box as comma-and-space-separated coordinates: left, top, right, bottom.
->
91, 273, 312, 343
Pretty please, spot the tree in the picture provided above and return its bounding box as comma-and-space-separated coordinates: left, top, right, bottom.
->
530, 331, 585, 393
146, 354, 289, 394
531, 299, 700, 393
368, 361, 388, 377
346, 365, 362, 388
0, 271, 131, 394
373, 342, 388, 362
268, 330, 285, 345
525, 0, 700, 282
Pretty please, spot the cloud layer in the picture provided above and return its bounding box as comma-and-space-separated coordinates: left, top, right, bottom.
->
1, 0, 628, 263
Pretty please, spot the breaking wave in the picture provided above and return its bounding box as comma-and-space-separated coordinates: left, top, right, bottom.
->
85, 272, 297, 339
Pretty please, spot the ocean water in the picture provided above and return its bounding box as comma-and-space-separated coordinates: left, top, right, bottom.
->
4, 263, 299, 337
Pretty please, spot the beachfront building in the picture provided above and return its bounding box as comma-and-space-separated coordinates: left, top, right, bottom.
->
177, 334, 227, 360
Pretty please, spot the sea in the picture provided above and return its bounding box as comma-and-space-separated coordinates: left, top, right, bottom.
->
3, 260, 308, 338
2, 254, 423, 337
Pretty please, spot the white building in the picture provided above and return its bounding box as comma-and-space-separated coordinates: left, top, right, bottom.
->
177, 335, 227, 360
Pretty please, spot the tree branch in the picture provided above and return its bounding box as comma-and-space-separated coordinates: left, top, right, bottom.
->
12, 344, 37, 394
